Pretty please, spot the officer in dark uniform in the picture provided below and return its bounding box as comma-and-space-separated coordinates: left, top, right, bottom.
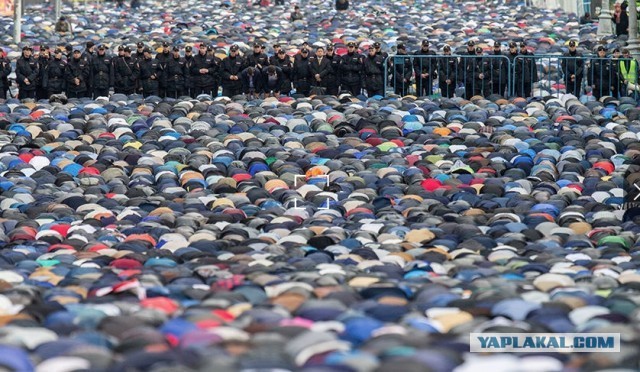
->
64, 45, 73, 60
392, 44, 412, 96
134, 42, 145, 62
43, 48, 66, 97
324, 44, 341, 95
114, 46, 139, 95
81, 41, 96, 64
363, 45, 385, 96
460, 40, 476, 98
0, 49, 12, 100
292, 48, 312, 96
506, 41, 518, 97
90, 44, 113, 98
414, 40, 436, 97
65, 48, 90, 98
466, 46, 491, 98
515, 42, 538, 98
491, 41, 509, 97
246, 42, 269, 70
309, 46, 332, 94
437, 45, 458, 98
374, 41, 388, 59
166, 46, 187, 98
81, 41, 96, 94
561, 40, 584, 96
155, 41, 171, 97
221, 44, 244, 97
138, 47, 162, 97
271, 49, 293, 95
117, 45, 125, 58
269, 44, 283, 65
112, 45, 124, 93
589, 45, 616, 100
36, 46, 51, 100
16, 46, 39, 99
339, 41, 363, 95
183, 45, 194, 97
190, 42, 219, 97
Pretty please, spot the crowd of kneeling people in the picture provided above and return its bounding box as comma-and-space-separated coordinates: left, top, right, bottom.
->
0, 38, 637, 100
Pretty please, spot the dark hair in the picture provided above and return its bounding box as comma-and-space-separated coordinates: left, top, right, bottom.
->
267, 65, 276, 74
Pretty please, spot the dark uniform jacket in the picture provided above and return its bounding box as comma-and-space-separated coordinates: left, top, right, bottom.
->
190, 52, 219, 88
221, 54, 245, 91
271, 56, 293, 93
437, 55, 459, 84
363, 54, 385, 91
0, 56, 11, 92
91, 53, 113, 91
16, 56, 39, 91
43, 57, 67, 93
65, 57, 90, 93
339, 52, 363, 84
245, 52, 269, 69
166, 56, 187, 92
292, 54, 312, 91
138, 57, 162, 93
114, 56, 139, 92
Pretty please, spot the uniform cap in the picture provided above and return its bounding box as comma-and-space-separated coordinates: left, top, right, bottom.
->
185, 46, 193, 52
569, 40, 577, 47
467, 40, 475, 46
230, 45, 239, 51
373, 41, 381, 48
137, 42, 144, 48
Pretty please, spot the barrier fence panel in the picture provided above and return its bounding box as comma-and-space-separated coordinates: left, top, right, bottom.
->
384, 54, 637, 100
384, 54, 512, 99
513, 55, 637, 100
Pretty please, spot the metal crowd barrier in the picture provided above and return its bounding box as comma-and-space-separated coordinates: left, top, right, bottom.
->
514, 55, 637, 100
384, 54, 638, 100
384, 54, 511, 99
